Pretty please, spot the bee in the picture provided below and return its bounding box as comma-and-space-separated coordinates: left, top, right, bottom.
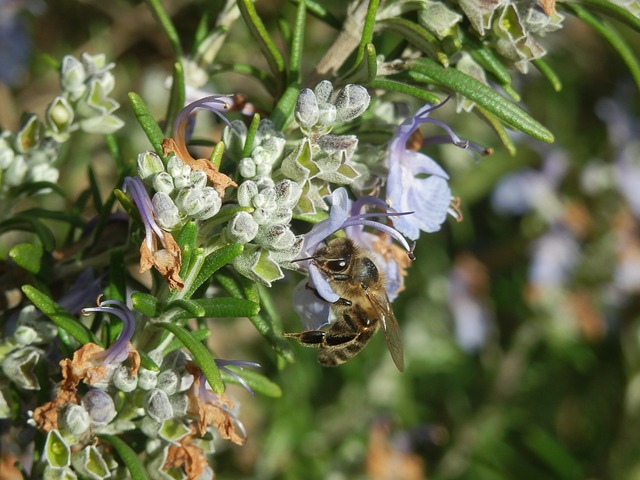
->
284, 238, 405, 371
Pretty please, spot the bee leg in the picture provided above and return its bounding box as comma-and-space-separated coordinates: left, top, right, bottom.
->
304, 283, 352, 307
283, 330, 327, 345
283, 326, 358, 348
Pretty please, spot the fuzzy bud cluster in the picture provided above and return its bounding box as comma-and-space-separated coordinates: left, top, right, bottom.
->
137, 151, 222, 229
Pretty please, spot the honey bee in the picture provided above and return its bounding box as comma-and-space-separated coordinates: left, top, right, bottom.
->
284, 238, 405, 371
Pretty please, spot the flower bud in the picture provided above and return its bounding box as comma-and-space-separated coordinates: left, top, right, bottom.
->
418, 1, 462, 39
170, 393, 189, 417
314, 80, 333, 104
137, 151, 165, 180
222, 120, 248, 160
295, 88, 320, 128
16, 114, 40, 154
228, 211, 259, 243
317, 104, 337, 125
140, 416, 161, 438
144, 389, 173, 423
192, 187, 221, 220
113, 365, 138, 392
138, 368, 158, 390
335, 84, 370, 123
175, 187, 205, 216
158, 419, 191, 443
190, 169, 207, 189
60, 55, 87, 100
0, 135, 15, 169
82, 389, 116, 426
167, 156, 190, 179
257, 225, 296, 251
274, 179, 302, 208
13, 325, 38, 345
161, 350, 190, 370
152, 171, 175, 195
237, 181, 259, 207
60, 404, 91, 435
156, 370, 179, 395
4, 155, 27, 187
239, 157, 257, 178
152, 192, 182, 229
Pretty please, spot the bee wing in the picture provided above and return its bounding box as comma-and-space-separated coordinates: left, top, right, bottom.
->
367, 290, 405, 372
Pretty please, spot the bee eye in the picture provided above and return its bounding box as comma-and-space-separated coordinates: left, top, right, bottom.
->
325, 260, 348, 272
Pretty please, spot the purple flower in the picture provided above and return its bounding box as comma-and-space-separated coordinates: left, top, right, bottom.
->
386, 99, 484, 240
124, 176, 183, 290
81, 299, 136, 366
215, 359, 261, 396
173, 95, 234, 148
294, 187, 413, 329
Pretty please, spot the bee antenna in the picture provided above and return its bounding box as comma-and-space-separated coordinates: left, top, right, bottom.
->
292, 255, 316, 263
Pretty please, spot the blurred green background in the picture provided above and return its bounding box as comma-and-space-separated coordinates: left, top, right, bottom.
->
2, 1, 640, 479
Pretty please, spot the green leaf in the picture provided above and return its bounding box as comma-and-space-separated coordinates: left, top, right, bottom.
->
87, 166, 104, 212
475, 105, 516, 156
237, 0, 285, 92
97, 435, 149, 480
365, 43, 377, 83
242, 113, 261, 158
167, 298, 207, 318
22, 285, 97, 345
568, 4, 640, 92
289, 0, 307, 83
367, 78, 442, 105
465, 34, 512, 86
144, 0, 183, 58
532, 59, 562, 92
209, 142, 225, 169
378, 18, 448, 66
345, 0, 380, 76
139, 352, 160, 372
105, 249, 126, 302
271, 84, 302, 131
576, 0, 640, 33
156, 322, 224, 393
177, 221, 198, 275
106, 134, 126, 175
165, 60, 186, 138
297, 0, 341, 29
131, 292, 160, 317
179, 243, 244, 300
165, 328, 210, 353
9, 243, 43, 274
129, 92, 165, 157
221, 367, 282, 397
0, 216, 56, 252
171, 297, 260, 320
408, 58, 555, 143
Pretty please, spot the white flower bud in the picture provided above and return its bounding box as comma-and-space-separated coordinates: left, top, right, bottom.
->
152, 171, 175, 195
335, 84, 370, 123
152, 192, 182, 229
0, 136, 16, 169
60, 405, 91, 435
138, 368, 158, 390
222, 120, 248, 160
28, 164, 60, 184
173, 174, 190, 190
61, 55, 87, 100
167, 156, 186, 178
144, 389, 173, 423
112, 365, 138, 392
175, 188, 205, 216
45, 96, 74, 136
252, 207, 271, 226
156, 370, 179, 395
82, 389, 116, 426
137, 151, 165, 180
274, 179, 302, 208
228, 211, 259, 243
190, 169, 207, 189
317, 104, 337, 125
295, 88, 320, 128
13, 325, 38, 345
192, 187, 221, 220
257, 225, 296, 250
161, 350, 190, 370
4, 155, 27, 186
140, 416, 161, 438
237, 181, 259, 207
239, 158, 257, 178
314, 80, 333, 104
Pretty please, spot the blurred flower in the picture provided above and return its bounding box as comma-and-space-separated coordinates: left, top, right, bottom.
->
215, 359, 261, 396
124, 176, 183, 290
528, 226, 580, 291
386, 99, 483, 240
447, 253, 492, 353
294, 187, 413, 329
81, 299, 137, 366
0, 1, 44, 86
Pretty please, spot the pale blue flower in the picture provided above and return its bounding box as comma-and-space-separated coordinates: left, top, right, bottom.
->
386, 99, 482, 240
